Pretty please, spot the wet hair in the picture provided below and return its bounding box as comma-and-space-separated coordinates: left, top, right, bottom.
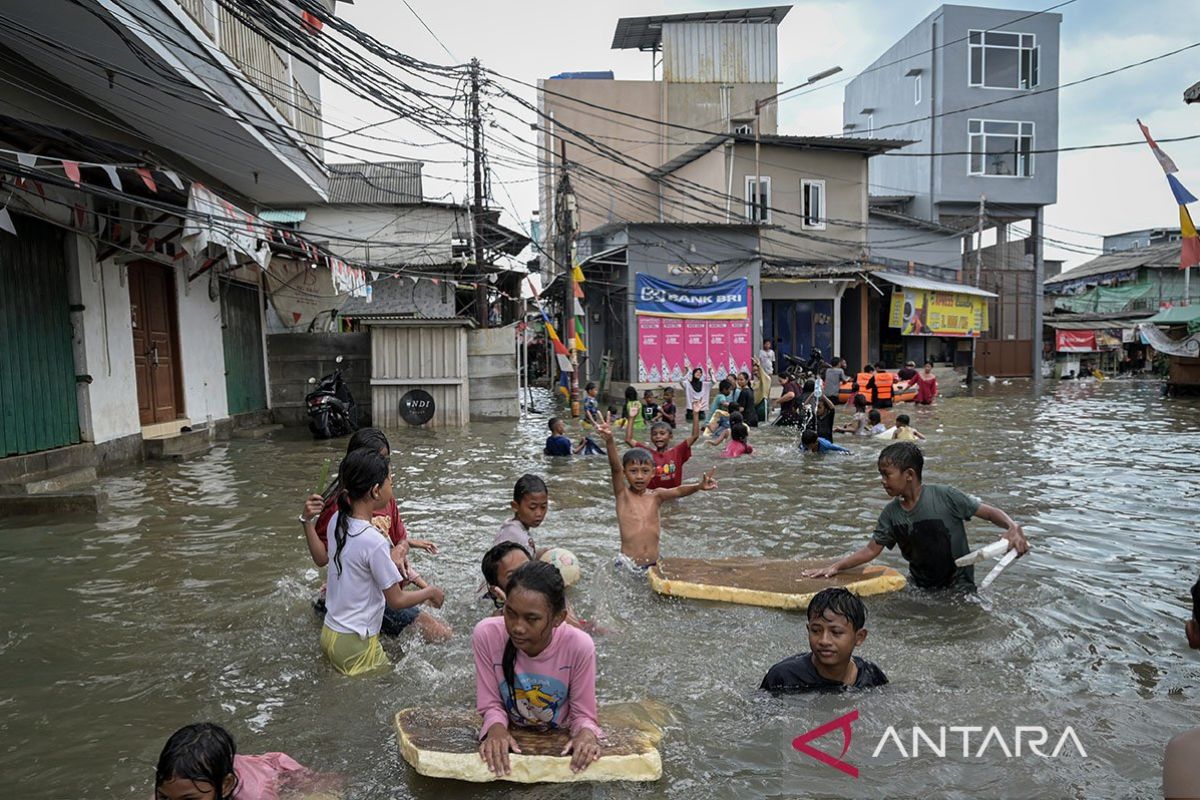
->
481, 541, 532, 590
333, 448, 391, 577
729, 411, 744, 426
802, 379, 816, 394
868, 409, 882, 424
347, 427, 390, 457
864, 364, 875, 373
513, 473, 548, 503
718, 378, 733, 394
807, 587, 867, 630
584, 381, 596, 392
547, 417, 561, 433
853, 393, 868, 413
895, 414, 911, 426
155, 723, 239, 800
649, 421, 672, 435
624, 386, 638, 402
800, 429, 818, 447
731, 422, 749, 443
501, 562, 566, 703
879, 441, 924, 480
622, 446, 654, 468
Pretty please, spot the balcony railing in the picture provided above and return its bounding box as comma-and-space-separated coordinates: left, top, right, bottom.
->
294, 79, 324, 158
178, 0, 213, 36
217, 5, 293, 124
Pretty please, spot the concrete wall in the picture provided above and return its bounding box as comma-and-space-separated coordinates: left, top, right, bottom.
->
301, 204, 466, 267
467, 325, 519, 419
266, 332, 372, 425
869, 215, 965, 271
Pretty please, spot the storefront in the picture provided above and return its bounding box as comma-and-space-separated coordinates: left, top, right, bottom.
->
634, 273, 752, 382
875, 272, 996, 369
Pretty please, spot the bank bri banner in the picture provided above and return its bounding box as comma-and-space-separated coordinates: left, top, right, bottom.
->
634, 273, 748, 319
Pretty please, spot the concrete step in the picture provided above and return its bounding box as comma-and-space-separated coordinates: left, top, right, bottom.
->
144, 429, 212, 462
0, 488, 105, 516
0, 466, 97, 496
230, 424, 284, 440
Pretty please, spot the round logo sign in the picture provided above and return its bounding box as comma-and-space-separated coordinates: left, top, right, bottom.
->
399, 389, 436, 426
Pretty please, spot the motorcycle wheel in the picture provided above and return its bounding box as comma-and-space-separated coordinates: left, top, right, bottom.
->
309, 410, 332, 439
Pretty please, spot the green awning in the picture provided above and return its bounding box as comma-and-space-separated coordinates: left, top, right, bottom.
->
1145, 305, 1200, 325
1054, 280, 1154, 314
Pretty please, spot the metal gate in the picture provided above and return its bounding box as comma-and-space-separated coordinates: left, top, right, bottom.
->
221, 278, 267, 415
975, 339, 1033, 377
0, 214, 80, 456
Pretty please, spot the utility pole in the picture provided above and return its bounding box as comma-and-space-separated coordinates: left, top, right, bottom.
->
968, 193, 985, 391
556, 140, 580, 413
469, 58, 488, 328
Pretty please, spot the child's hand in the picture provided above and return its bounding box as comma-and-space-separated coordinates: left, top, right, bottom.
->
596, 421, 614, 441
301, 493, 324, 522
410, 538, 439, 555
699, 467, 717, 491
390, 539, 410, 569
480, 723, 521, 776
562, 728, 602, 773
425, 586, 446, 609
803, 564, 839, 579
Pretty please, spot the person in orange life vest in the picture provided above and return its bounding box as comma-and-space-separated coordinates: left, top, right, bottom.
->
868, 363, 895, 409
855, 364, 874, 398
624, 391, 703, 489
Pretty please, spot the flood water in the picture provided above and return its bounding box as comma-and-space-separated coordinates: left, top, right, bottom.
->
2, 380, 1198, 799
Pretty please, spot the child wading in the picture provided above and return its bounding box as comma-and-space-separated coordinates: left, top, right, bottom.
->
624, 398, 702, 489
598, 420, 717, 568
494, 474, 549, 555
760, 588, 887, 693
473, 561, 603, 776
805, 442, 1029, 591
309, 449, 445, 676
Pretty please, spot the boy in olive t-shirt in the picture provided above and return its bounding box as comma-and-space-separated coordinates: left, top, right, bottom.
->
804, 442, 1030, 590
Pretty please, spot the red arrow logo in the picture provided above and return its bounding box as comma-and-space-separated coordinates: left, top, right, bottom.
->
792, 709, 859, 778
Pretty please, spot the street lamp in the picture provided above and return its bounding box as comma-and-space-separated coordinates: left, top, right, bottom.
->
752, 66, 843, 222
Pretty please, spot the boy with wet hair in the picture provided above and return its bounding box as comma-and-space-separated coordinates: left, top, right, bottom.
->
598, 421, 716, 568
544, 417, 572, 456
801, 429, 849, 454
804, 442, 1029, 591
867, 409, 886, 436
624, 396, 702, 490
1163, 575, 1200, 798
891, 413, 926, 442
760, 587, 887, 692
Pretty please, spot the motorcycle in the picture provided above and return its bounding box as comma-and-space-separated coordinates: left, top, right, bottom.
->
305, 356, 359, 439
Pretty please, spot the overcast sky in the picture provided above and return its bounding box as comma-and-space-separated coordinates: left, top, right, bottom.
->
322, 0, 1200, 271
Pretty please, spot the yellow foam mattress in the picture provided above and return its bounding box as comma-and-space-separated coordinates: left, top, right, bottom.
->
648, 557, 906, 610
394, 706, 662, 783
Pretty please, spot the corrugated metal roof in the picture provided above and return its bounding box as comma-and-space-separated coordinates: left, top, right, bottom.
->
875, 271, 998, 298
326, 161, 423, 204
1044, 242, 1178, 287
612, 6, 791, 51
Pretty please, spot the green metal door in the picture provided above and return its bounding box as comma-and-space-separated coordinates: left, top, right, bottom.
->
0, 214, 80, 456
221, 278, 267, 415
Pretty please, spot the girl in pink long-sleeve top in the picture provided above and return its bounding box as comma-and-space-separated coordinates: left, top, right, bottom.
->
472, 561, 603, 777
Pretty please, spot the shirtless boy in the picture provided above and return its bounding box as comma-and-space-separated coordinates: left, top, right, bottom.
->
597, 421, 717, 568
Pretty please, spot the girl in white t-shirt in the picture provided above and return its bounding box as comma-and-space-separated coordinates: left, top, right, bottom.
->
307, 449, 444, 676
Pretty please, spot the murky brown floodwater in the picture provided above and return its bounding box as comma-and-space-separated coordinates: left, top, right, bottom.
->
2, 380, 1198, 799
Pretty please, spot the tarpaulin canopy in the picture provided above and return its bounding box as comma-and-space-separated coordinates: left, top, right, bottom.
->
1053, 280, 1156, 314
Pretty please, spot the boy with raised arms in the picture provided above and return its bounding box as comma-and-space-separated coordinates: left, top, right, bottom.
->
597, 420, 716, 568
805, 442, 1029, 591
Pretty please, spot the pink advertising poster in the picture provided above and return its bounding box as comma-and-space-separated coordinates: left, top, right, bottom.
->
707, 320, 730, 379
659, 317, 685, 383
637, 316, 662, 382
729, 318, 752, 376
684, 320, 708, 376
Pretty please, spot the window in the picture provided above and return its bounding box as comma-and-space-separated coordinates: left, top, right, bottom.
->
732, 119, 755, 136
745, 176, 771, 222
914, 74, 922, 105
968, 30, 1039, 89
866, 114, 874, 136
968, 119, 1034, 177
801, 179, 825, 229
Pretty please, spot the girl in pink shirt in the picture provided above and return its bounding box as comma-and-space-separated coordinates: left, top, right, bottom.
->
473, 561, 603, 776
721, 421, 754, 458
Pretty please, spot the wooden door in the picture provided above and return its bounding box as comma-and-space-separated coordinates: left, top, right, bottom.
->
976, 339, 1033, 377
129, 261, 181, 425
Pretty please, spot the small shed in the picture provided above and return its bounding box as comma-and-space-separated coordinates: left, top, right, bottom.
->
357, 315, 475, 427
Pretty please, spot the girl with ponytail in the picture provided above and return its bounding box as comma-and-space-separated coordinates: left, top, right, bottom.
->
472, 561, 603, 776
308, 448, 444, 676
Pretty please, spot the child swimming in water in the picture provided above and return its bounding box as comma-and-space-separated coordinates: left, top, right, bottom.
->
474, 561, 603, 776
866, 409, 886, 436
494, 474, 548, 555
153, 722, 326, 800
759, 588, 887, 693
891, 414, 926, 441
835, 393, 870, 436
544, 417, 573, 456
312, 449, 445, 675
721, 421, 753, 458
801, 429, 849, 454
481, 542, 603, 634
597, 420, 717, 568
804, 442, 1030, 591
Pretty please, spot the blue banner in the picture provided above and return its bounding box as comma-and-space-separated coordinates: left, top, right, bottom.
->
634, 274, 748, 319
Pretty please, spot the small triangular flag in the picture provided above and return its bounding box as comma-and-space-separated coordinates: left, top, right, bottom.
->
0, 207, 15, 236
573, 281, 584, 299
61, 160, 82, 187
572, 264, 585, 283
135, 167, 157, 193
162, 170, 184, 191
16, 153, 36, 169
100, 165, 122, 191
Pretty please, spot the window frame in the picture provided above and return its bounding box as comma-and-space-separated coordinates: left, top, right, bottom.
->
968, 118, 1035, 178
732, 119, 755, 136
866, 114, 874, 136
914, 73, 922, 105
968, 29, 1040, 90
801, 178, 826, 230
744, 175, 772, 223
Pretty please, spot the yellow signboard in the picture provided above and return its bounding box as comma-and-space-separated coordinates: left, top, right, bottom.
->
888, 288, 988, 338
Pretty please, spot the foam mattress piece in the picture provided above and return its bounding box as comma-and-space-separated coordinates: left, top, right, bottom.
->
648, 557, 906, 609
394, 707, 662, 783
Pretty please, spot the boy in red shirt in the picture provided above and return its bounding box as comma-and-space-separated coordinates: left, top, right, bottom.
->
623, 395, 702, 489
